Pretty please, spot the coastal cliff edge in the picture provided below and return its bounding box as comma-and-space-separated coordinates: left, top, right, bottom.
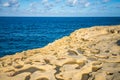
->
0, 25, 120, 80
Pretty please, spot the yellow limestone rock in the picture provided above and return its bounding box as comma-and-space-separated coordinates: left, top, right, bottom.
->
94, 72, 106, 80
30, 70, 56, 80
0, 72, 31, 80
0, 25, 120, 80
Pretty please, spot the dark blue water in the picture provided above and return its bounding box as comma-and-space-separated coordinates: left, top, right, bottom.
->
0, 17, 120, 57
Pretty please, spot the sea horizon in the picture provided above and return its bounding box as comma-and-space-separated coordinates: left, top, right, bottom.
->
0, 16, 120, 17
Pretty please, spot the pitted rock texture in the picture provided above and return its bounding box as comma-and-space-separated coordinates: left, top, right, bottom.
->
0, 25, 120, 80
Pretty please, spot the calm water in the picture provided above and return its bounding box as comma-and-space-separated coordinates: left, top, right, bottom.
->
0, 17, 120, 57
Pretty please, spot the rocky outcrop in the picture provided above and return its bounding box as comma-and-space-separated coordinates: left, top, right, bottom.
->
0, 25, 120, 80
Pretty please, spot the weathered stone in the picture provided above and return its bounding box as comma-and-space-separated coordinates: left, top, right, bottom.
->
0, 25, 120, 80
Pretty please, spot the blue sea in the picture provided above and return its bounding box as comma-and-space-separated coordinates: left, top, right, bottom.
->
0, 17, 120, 57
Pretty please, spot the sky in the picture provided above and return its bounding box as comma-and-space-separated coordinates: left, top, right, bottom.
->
0, 0, 120, 17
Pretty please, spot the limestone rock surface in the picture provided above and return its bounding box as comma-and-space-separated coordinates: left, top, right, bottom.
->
0, 25, 120, 80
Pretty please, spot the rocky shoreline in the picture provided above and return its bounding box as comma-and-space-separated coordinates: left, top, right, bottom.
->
0, 25, 120, 80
